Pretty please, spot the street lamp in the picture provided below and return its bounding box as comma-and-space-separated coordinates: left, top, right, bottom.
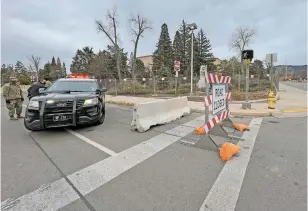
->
187, 23, 197, 95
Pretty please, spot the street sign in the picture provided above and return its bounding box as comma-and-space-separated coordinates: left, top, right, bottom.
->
212, 84, 226, 116
197, 65, 207, 88
265, 53, 277, 63
30, 75, 36, 82
242, 50, 254, 60
174, 60, 180, 72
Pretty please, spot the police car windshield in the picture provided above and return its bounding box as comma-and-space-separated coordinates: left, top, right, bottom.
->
47, 80, 98, 92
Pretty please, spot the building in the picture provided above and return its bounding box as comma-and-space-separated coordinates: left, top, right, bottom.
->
137, 55, 153, 71
137, 55, 221, 70
212, 57, 221, 66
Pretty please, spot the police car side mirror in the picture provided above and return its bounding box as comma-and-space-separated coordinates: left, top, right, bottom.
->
95, 88, 107, 94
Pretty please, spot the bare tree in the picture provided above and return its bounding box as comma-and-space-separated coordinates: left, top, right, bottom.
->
28, 55, 41, 82
229, 26, 256, 91
95, 7, 122, 80
129, 14, 152, 80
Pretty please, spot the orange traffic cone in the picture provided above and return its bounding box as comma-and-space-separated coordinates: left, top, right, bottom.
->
195, 126, 205, 135
233, 123, 249, 132
219, 142, 241, 161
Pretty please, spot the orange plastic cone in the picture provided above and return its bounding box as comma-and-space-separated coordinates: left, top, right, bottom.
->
233, 123, 249, 132
219, 142, 241, 161
195, 126, 205, 134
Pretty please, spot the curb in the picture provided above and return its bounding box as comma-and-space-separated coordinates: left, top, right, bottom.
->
191, 108, 282, 117
105, 99, 135, 107
229, 99, 267, 104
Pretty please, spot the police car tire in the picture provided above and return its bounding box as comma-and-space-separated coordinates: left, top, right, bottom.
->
94, 104, 105, 125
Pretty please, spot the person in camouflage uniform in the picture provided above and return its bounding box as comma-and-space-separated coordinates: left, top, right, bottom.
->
2, 77, 24, 120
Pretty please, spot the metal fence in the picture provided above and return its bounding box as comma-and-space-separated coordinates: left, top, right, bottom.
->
100, 75, 271, 96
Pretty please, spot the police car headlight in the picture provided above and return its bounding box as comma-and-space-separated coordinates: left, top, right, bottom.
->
28, 100, 39, 109
84, 98, 98, 106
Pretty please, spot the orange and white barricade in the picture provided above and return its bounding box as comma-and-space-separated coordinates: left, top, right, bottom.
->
195, 67, 239, 149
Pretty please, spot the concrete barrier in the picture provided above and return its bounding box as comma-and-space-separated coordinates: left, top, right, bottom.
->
131, 97, 190, 132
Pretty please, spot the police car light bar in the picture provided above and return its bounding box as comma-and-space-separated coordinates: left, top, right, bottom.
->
68, 73, 91, 79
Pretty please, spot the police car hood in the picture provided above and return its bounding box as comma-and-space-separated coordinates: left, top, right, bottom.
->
31, 92, 97, 101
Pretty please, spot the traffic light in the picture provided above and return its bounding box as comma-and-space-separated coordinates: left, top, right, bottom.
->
241, 50, 253, 60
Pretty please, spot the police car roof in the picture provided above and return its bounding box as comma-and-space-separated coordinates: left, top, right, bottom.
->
58, 78, 96, 82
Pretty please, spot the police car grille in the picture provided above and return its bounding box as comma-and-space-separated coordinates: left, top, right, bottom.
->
44, 100, 74, 114
76, 99, 85, 110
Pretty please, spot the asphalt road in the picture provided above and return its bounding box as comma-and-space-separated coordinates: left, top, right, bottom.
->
1, 99, 307, 211
282, 81, 307, 91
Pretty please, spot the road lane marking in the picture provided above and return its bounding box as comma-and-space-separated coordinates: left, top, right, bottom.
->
67, 132, 186, 195
282, 107, 308, 113
1, 178, 79, 211
199, 117, 263, 211
1, 118, 198, 211
65, 129, 118, 156
23, 104, 117, 156
180, 139, 197, 145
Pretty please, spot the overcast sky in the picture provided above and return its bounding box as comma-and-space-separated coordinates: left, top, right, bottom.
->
1, 0, 307, 71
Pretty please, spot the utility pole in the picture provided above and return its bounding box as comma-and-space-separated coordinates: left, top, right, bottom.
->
190, 31, 194, 95
241, 50, 253, 109
187, 23, 197, 96
245, 62, 250, 102
270, 54, 274, 91
239, 57, 243, 91
285, 60, 288, 80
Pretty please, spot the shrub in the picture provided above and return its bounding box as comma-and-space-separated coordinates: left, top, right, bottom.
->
231, 91, 245, 101
107, 81, 153, 95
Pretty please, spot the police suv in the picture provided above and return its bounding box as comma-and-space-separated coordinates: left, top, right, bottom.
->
24, 74, 106, 131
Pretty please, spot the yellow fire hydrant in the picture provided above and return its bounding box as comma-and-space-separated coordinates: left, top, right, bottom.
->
268, 91, 276, 109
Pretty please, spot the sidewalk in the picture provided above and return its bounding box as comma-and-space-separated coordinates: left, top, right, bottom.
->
106, 83, 307, 117
276, 83, 307, 112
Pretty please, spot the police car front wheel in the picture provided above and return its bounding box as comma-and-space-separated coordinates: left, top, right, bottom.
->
94, 105, 105, 125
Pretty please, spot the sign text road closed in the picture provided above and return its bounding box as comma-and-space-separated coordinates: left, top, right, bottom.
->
212, 84, 226, 116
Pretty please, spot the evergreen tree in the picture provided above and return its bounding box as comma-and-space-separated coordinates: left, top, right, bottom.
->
152, 23, 174, 75
51, 57, 56, 66
178, 19, 190, 76
196, 29, 214, 72
14, 61, 26, 73
56, 57, 62, 78
40, 62, 51, 79
173, 31, 182, 62
49, 56, 57, 79
56, 57, 61, 70
62, 62, 67, 77
251, 59, 265, 78
87, 46, 128, 79
135, 58, 146, 78
1, 64, 14, 84
70, 46, 95, 73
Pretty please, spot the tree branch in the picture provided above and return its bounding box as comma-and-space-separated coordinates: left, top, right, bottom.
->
229, 26, 256, 53
129, 14, 152, 80
28, 55, 41, 82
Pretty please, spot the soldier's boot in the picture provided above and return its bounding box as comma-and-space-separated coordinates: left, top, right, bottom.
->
10, 116, 18, 120
17, 115, 24, 119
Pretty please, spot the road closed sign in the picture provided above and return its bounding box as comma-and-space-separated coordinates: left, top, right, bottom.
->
212, 84, 226, 116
